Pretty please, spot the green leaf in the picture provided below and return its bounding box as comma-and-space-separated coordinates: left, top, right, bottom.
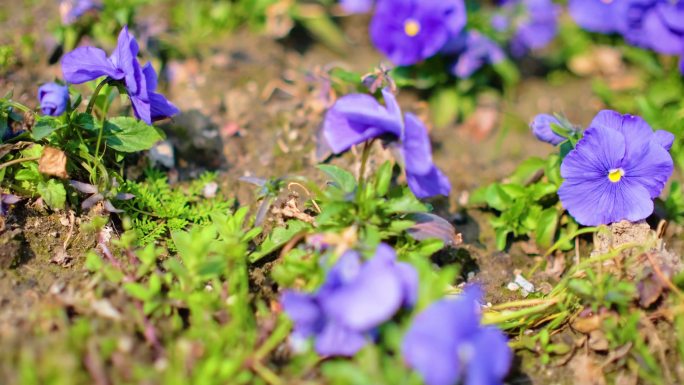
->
73, 113, 96, 132
317, 164, 357, 193
37, 179, 66, 209
104, 117, 164, 153
535, 208, 559, 249
485, 184, 513, 211
495, 228, 510, 251
32, 116, 62, 140
374, 161, 392, 197
250, 220, 311, 262
510, 157, 545, 185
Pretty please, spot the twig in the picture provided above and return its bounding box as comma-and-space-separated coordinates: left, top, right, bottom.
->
0, 156, 40, 170
644, 252, 684, 299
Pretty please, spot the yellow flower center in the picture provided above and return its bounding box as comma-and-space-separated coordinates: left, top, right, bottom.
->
404, 19, 421, 37
608, 168, 624, 183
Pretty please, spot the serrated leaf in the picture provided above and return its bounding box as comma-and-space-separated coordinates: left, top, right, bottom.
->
32, 116, 62, 140
104, 117, 164, 153
37, 179, 66, 209
73, 113, 96, 132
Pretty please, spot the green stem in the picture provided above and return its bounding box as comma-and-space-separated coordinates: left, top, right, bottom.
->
86, 79, 110, 116
358, 139, 374, 185
0, 156, 40, 170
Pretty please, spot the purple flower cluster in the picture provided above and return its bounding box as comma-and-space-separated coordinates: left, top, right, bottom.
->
38, 82, 69, 116
281, 243, 417, 356
493, 0, 560, 57
369, 0, 467, 66
402, 286, 512, 385
322, 89, 451, 199
570, 0, 684, 72
61, 26, 179, 124
558, 110, 674, 226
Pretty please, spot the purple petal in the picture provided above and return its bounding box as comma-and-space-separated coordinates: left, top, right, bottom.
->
654, 130, 675, 151
464, 327, 512, 385
114, 193, 135, 200
402, 290, 483, 385
1, 194, 21, 205
81, 193, 104, 209
281, 291, 324, 337
402, 112, 434, 176
560, 126, 625, 181
406, 166, 451, 199
314, 320, 368, 356
130, 95, 152, 125
38, 83, 69, 116
322, 93, 402, 154
110, 26, 142, 94
103, 200, 124, 213
150, 93, 180, 121
568, 0, 620, 33
321, 251, 404, 330
640, 7, 683, 55
340, 0, 374, 13
623, 139, 674, 199
61, 47, 122, 84
452, 32, 506, 79
559, 176, 654, 226
69, 180, 98, 194
530, 114, 565, 145
396, 262, 419, 307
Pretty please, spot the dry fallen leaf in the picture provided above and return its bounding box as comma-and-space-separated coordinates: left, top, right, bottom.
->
39, 146, 68, 178
570, 354, 606, 385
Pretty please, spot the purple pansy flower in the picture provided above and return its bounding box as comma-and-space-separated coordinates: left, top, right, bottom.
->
38, 82, 69, 116
322, 89, 451, 199
340, 0, 374, 14
61, 26, 179, 124
531, 114, 567, 145
402, 286, 512, 385
59, 0, 101, 25
281, 243, 418, 356
369, 0, 466, 66
558, 110, 674, 226
450, 31, 506, 79
495, 0, 560, 57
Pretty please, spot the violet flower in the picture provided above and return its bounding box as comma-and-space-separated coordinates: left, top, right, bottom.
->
59, 0, 101, 25
620, 1, 684, 57
568, 0, 624, 34
281, 243, 418, 356
0, 194, 21, 216
61, 26, 179, 124
70, 180, 134, 214
322, 89, 451, 199
369, 0, 466, 66
494, 0, 560, 57
450, 31, 506, 79
530, 114, 568, 145
558, 110, 674, 226
401, 286, 512, 385
38, 82, 69, 116
340, 0, 374, 14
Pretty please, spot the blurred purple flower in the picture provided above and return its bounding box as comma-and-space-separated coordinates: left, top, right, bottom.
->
495, 0, 560, 57
402, 286, 512, 385
568, 0, 624, 34
61, 26, 179, 124
450, 31, 506, 79
370, 0, 466, 66
59, 0, 101, 25
530, 114, 567, 145
322, 89, 451, 198
0, 194, 21, 216
281, 243, 418, 356
38, 82, 69, 116
70, 180, 134, 214
340, 0, 374, 14
558, 110, 674, 226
